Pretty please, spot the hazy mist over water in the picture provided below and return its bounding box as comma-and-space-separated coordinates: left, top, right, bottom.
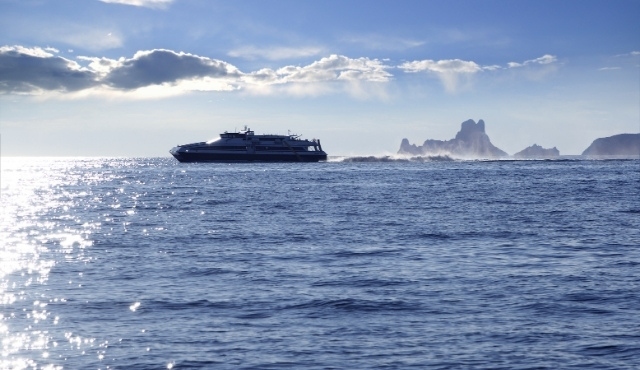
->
1, 157, 639, 369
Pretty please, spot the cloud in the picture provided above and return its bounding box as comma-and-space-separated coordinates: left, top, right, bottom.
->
100, 49, 242, 89
0, 46, 559, 98
0, 46, 97, 93
505, 54, 559, 81
341, 34, 425, 51
399, 59, 483, 74
52, 27, 123, 51
398, 59, 485, 93
275, 54, 392, 83
399, 54, 558, 93
241, 55, 392, 98
601, 51, 640, 71
228, 46, 324, 61
99, 0, 173, 9
0, 46, 392, 98
615, 51, 640, 57
507, 54, 557, 68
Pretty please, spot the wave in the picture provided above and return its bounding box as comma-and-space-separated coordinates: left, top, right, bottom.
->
284, 297, 421, 313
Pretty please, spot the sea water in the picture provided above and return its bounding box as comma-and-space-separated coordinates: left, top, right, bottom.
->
1, 157, 639, 369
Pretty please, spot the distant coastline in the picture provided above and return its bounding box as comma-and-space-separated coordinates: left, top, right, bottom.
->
398, 119, 640, 159
581, 133, 640, 156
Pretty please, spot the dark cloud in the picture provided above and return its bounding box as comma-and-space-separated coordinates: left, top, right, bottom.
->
0, 47, 242, 94
0, 47, 97, 93
104, 49, 241, 89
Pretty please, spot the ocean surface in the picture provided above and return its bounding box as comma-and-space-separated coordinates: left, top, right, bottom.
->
1, 157, 639, 369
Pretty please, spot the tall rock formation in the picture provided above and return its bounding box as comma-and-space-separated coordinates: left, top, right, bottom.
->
582, 133, 640, 156
398, 119, 508, 158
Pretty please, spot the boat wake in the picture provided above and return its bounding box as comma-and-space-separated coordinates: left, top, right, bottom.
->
327, 155, 624, 163
329, 155, 455, 162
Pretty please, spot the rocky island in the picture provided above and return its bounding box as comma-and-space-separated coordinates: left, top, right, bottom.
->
582, 133, 640, 156
513, 144, 560, 159
398, 119, 508, 159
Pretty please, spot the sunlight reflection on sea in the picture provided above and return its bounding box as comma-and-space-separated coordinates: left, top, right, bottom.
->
1, 158, 99, 369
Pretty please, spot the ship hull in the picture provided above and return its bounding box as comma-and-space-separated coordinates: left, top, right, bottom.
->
171, 151, 327, 163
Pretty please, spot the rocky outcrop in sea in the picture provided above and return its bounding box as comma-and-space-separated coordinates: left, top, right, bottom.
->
582, 133, 640, 156
513, 144, 559, 159
398, 119, 508, 159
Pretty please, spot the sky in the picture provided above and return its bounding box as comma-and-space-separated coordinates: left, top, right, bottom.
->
0, 0, 638, 157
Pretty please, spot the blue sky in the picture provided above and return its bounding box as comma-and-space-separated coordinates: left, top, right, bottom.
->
1, 0, 638, 156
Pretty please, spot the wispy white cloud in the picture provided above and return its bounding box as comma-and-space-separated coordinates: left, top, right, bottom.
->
342, 28, 510, 53
53, 27, 123, 51
399, 54, 559, 93
99, 0, 173, 9
505, 54, 559, 81
228, 46, 324, 61
598, 51, 639, 71
507, 54, 557, 68
2, 45, 55, 59
398, 59, 487, 93
614, 51, 640, 57
341, 34, 425, 51
399, 59, 483, 74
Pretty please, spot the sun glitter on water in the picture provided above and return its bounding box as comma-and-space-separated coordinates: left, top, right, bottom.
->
1, 158, 106, 368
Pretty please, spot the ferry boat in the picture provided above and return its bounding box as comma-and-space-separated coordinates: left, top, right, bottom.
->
169, 127, 327, 162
